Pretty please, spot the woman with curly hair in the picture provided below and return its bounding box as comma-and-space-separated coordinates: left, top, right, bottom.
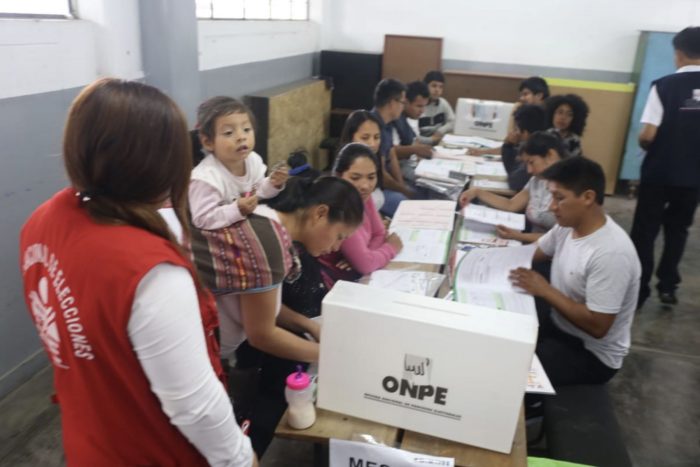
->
545, 93, 590, 157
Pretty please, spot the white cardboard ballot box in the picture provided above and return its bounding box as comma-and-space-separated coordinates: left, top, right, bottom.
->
317, 281, 538, 454
454, 98, 514, 141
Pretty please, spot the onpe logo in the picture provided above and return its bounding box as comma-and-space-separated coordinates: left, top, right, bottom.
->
381, 354, 447, 405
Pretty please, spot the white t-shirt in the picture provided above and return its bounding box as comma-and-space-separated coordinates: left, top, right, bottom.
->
538, 216, 641, 369
524, 176, 555, 233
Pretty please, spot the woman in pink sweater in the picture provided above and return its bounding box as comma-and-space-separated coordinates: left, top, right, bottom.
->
319, 143, 403, 282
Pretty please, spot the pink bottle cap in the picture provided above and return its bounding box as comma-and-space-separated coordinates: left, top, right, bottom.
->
286, 368, 311, 390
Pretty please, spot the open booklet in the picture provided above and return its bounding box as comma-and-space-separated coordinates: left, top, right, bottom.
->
461, 204, 526, 230
389, 200, 456, 265
453, 243, 537, 317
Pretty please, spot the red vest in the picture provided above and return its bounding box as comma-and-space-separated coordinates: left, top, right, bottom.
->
20, 188, 224, 466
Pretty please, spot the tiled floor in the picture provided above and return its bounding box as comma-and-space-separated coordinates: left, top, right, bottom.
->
1, 196, 699, 466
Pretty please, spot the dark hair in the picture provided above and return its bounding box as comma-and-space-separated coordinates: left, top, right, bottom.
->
540, 157, 605, 205
374, 79, 407, 108
266, 176, 364, 227
333, 142, 380, 176
519, 77, 550, 99
513, 104, 547, 134
673, 27, 700, 59
287, 149, 320, 180
406, 81, 430, 102
340, 110, 381, 147
545, 94, 590, 136
423, 70, 445, 84
339, 110, 384, 189
520, 131, 568, 159
197, 96, 256, 141
63, 78, 192, 251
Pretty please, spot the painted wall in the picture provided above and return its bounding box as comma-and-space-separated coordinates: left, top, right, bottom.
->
320, 0, 700, 80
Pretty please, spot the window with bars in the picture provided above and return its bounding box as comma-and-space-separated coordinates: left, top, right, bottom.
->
196, 0, 309, 21
0, 0, 72, 17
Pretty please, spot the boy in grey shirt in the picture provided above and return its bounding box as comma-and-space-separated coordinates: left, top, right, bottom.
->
418, 70, 455, 145
510, 157, 640, 386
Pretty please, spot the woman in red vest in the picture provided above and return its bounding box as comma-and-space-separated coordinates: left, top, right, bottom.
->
20, 78, 257, 466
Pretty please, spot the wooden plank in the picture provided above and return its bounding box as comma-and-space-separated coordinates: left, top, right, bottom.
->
275, 408, 400, 446
382, 35, 443, 82
399, 406, 527, 467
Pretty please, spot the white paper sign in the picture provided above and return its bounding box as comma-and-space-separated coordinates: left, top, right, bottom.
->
329, 439, 455, 467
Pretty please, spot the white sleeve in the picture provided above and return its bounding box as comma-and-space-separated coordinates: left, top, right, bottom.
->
640, 85, 663, 126
537, 225, 559, 258
129, 263, 254, 467
585, 252, 637, 315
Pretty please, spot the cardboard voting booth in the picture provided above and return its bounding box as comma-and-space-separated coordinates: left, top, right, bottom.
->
454, 98, 514, 141
317, 281, 538, 454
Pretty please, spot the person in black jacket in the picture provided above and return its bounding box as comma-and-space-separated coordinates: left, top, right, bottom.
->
631, 26, 700, 309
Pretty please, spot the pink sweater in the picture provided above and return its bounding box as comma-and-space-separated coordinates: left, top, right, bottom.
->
337, 196, 398, 276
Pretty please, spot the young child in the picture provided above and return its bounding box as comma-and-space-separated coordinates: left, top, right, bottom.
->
419, 70, 455, 144
545, 94, 590, 157
190, 96, 288, 229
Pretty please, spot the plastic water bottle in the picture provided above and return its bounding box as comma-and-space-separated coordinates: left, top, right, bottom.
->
285, 366, 316, 429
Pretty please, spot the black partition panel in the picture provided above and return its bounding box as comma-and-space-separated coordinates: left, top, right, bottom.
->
320, 50, 383, 111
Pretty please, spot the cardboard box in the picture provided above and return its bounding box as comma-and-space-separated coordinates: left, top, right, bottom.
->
317, 281, 537, 454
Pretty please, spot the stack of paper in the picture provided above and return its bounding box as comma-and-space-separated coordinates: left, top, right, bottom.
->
472, 178, 511, 192
461, 204, 526, 230
389, 200, 456, 265
415, 159, 471, 184
458, 219, 523, 247
442, 134, 503, 149
452, 243, 538, 317
475, 160, 508, 180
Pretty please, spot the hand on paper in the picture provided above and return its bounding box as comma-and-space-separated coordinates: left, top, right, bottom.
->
458, 188, 479, 208
237, 194, 258, 216
496, 224, 518, 240
414, 144, 434, 158
386, 232, 404, 252
467, 147, 490, 156
382, 217, 391, 230
509, 267, 549, 296
269, 165, 289, 188
431, 132, 443, 145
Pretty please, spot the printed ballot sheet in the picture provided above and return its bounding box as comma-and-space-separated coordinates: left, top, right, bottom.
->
475, 160, 507, 179
527, 354, 556, 395
461, 204, 526, 231
472, 178, 511, 191
390, 227, 452, 264
389, 200, 456, 265
391, 200, 457, 231
442, 134, 502, 149
458, 219, 522, 247
415, 159, 472, 183
453, 243, 538, 317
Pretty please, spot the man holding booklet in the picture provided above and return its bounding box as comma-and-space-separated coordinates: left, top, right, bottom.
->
509, 157, 641, 386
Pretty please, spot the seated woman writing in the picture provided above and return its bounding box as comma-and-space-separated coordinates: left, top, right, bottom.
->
319, 143, 404, 283
459, 132, 567, 243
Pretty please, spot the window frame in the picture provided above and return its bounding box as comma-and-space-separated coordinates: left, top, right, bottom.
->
0, 0, 74, 19
196, 0, 310, 22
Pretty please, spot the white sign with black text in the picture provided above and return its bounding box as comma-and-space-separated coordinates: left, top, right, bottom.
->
329, 439, 454, 467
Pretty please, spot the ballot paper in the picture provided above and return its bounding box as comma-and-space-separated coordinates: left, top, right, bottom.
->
461, 204, 526, 231
391, 200, 457, 231
390, 227, 452, 264
389, 201, 456, 265
475, 160, 508, 179
458, 219, 523, 247
442, 134, 502, 149
472, 178, 511, 191
368, 270, 445, 297
453, 243, 538, 317
527, 354, 556, 395
415, 159, 471, 184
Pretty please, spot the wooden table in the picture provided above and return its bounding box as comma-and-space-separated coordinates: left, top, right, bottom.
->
275, 406, 527, 467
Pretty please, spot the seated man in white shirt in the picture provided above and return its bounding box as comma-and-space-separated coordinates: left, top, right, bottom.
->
510, 157, 641, 386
